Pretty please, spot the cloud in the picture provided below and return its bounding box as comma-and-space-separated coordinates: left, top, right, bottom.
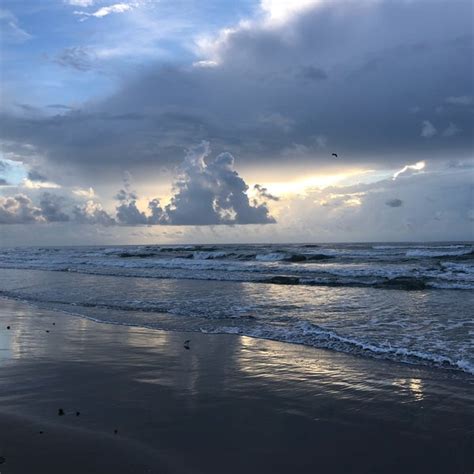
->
73, 200, 116, 226
442, 122, 461, 137
0, 144, 277, 227
275, 165, 474, 242
39, 193, 70, 222
314, 134, 328, 149
115, 184, 150, 225
393, 161, 425, 180
254, 184, 280, 202
0, 194, 43, 224
27, 170, 48, 182
72, 187, 96, 198
55, 47, 96, 71
259, 113, 294, 132
420, 120, 437, 138
164, 142, 275, 225
0, 0, 472, 184
47, 104, 75, 111
0, 178, 9, 186
385, 198, 403, 208
445, 95, 473, 106
0, 9, 32, 44
74, 3, 135, 20
67, 0, 96, 6
260, 0, 321, 25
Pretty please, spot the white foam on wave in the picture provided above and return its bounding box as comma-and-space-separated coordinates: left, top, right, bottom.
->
406, 248, 473, 258
373, 244, 469, 250
255, 252, 287, 261
193, 251, 229, 260
201, 321, 474, 375
1, 244, 474, 290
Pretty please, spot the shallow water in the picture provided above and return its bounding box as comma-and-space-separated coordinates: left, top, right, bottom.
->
0, 241, 472, 375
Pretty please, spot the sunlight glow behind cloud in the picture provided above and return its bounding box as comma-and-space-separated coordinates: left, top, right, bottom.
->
258, 170, 369, 196
393, 161, 425, 180
260, 0, 321, 24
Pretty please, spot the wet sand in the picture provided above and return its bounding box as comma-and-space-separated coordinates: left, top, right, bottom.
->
0, 298, 473, 473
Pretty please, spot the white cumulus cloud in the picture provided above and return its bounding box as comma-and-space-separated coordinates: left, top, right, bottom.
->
74, 2, 135, 20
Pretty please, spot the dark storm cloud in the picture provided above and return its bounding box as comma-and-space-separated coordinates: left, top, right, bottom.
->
0, 0, 472, 179
385, 198, 403, 208
115, 188, 150, 225
39, 192, 70, 222
27, 169, 48, 182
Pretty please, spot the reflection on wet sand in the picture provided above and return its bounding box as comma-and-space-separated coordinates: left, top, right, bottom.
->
393, 378, 424, 401
0, 298, 473, 474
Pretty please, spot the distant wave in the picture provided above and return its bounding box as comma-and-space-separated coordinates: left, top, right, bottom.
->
406, 248, 473, 258
373, 244, 469, 250
0, 260, 472, 290
1, 243, 473, 290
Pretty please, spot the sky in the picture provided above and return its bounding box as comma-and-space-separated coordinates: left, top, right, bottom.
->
0, 0, 473, 245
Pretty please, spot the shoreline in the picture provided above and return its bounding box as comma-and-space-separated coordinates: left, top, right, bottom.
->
0, 297, 473, 473
1, 293, 473, 377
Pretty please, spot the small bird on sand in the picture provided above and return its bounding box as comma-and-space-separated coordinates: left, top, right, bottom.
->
332, 153, 338, 158
58, 408, 65, 416
184, 340, 190, 350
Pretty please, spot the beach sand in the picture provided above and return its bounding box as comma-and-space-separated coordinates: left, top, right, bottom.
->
0, 298, 472, 473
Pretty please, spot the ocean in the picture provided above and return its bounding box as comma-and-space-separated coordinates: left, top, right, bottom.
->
0, 242, 472, 374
